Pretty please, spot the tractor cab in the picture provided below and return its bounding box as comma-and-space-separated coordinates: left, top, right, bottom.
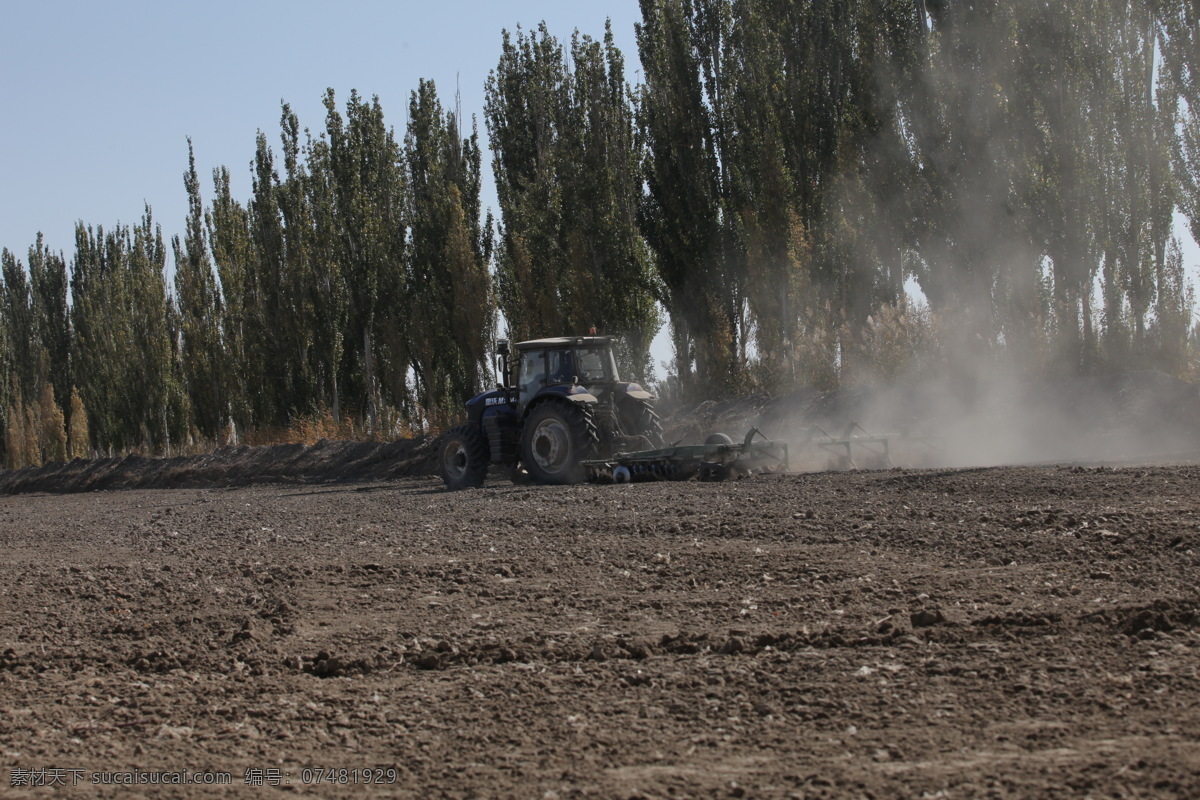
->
511, 337, 619, 411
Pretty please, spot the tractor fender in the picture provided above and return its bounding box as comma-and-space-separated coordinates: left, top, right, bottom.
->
524, 385, 598, 417
614, 382, 654, 402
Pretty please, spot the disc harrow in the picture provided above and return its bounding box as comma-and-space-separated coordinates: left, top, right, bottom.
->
583, 428, 789, 484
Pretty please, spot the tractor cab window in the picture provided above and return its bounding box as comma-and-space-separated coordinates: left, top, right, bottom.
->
547, 349, 575, 384
518, 349, 547, 406
575, 346, 617, 383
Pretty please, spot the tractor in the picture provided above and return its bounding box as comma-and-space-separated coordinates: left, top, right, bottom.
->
439, 336, 662, 489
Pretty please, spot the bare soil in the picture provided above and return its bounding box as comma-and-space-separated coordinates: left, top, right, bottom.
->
3, 465, 1199, 798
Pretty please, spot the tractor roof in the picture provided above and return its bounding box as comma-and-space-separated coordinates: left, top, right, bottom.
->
514, 336, 614, 351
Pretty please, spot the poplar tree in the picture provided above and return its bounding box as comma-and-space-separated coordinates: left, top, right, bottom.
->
0, 253, 9, 455
3, 392, 33, 469
636, 0, 746, 394
322, 89, 408, 430
35, 382, 67, 464
486, 24, 571, 340
129, 209, 188, 450
1159, 0, 1200, 246
1154, 0, 1200, 372
1097, 2, 1179, 359
561, 26, 660, 371
207, 166, 256, 432
302, 129, 350, 421
27, 235, 71, 405
173, 140, 225, 439
278, 104, 319, 416
906, 1, 1037, 343
1, 249, 38, 403
248, 130, 291, 425
70, 211, 186, 452
486, 22, 659, 371
1011, 0, 1112, 368
405, 79, 494, 422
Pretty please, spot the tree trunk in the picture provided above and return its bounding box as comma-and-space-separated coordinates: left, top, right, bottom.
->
364, 321, 377, 433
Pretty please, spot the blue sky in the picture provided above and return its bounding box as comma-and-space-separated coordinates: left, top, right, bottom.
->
0, 1, 643, 259
2, 0, 1197, 352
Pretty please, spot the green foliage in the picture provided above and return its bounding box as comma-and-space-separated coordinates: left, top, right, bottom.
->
302, 123, 350, 422
207, 165, 257, 432
70, 210, 188, 453
1159, 0, 1200, 245
2, 248, 39, 403
636, 0, 740, 396
637, 0, 931, 394
486, 21, 660, 375
406, 79, 494, 424
28, 236, 71, 405
634, 0, 1197, 392
322, 89, 409, 430
173, 140, 225, 439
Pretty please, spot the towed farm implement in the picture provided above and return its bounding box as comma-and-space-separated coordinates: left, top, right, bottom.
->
582, 428, 789, 483
581, 423, 898, 483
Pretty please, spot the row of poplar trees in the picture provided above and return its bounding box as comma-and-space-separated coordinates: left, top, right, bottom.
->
632, 0, 1200, 394
2, 84, 492, 460
3, 0, 1200, 462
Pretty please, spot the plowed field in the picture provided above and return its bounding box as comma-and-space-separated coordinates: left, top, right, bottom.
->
3, 466, 1199, 798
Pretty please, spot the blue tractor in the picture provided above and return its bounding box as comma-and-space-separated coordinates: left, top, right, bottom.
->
439, 336, 662, 489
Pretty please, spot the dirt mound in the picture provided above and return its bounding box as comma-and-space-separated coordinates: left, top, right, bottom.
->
0, 436, 438, 495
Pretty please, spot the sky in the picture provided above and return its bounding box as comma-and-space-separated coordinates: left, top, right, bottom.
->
2, 0, 1198, 365
0, 0, 644, 259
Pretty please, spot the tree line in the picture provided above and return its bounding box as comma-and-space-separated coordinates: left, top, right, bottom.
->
635, 0, 1199, 394
3, 0, 1200, 465
3, 84, 491, 463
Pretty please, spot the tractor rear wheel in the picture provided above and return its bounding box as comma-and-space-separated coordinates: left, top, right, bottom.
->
622, 397, 664, 448
521, 401, 596, 485
439, 425, 489, 490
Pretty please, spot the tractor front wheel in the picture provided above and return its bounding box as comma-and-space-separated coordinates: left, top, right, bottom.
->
521, 402, 596, 485
439, 425, 489, 490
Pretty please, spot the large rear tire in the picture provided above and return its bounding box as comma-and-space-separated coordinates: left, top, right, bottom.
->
521, 401, 596, 485
624, 397, 664, 448
439, 426, 489, 490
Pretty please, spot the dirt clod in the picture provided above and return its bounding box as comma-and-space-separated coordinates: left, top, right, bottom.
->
910, 608, 946, 628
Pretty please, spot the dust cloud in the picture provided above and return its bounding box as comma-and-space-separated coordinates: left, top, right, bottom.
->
663, 360, 1200, 471
851, 367, 1200, 469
